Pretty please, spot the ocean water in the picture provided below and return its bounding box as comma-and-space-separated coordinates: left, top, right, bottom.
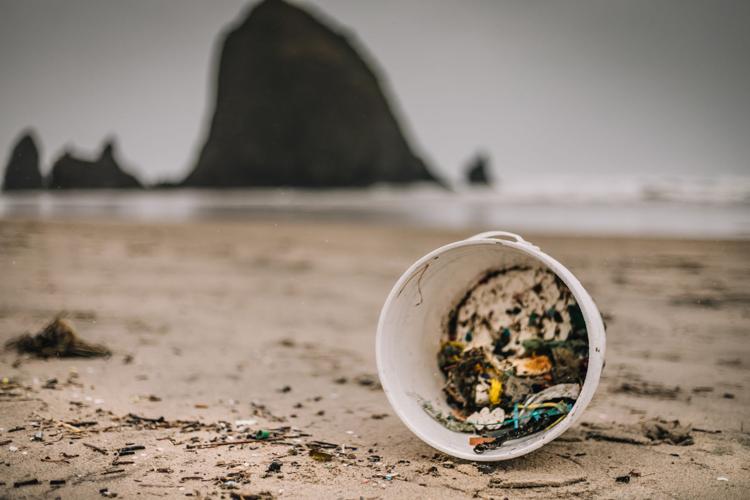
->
1, 175, 749, 239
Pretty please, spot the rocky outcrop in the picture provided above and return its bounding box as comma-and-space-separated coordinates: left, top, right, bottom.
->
183, 0, 441, 188
465, 153, 492, 186
3, 131, 44, 191
49, 140, 142, 189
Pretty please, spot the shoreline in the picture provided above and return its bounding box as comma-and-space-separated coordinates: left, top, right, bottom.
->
0, 212, 748, 244
1, 189, 748, 240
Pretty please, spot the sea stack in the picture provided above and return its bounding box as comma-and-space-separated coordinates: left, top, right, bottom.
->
2, 131, 44, 191
465, 153, 492, 186
183, 0, 441, 188
49, 140, 142, 189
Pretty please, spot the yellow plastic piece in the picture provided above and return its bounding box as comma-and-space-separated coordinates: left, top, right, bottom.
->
489, 378, 503, 405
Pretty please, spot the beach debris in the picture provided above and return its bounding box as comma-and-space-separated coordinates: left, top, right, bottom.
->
13, 478, 41, 488
428, 266, 588, 452
615, 380, 680, 399
583, 419, 694, 447
266, 460, 283, 473
230, 491, 276, 500
5, 318, 111, 358
585, 430, 650, 446
641, 418, 693, 446
101, 468, 125, 475
188, 426, 309, 450
354, 373, 382, 390
83, 442, 108, 455
99, 487, 118, 497
616, 470, 642, 483
308, 448, 334, 462
116, 444, 145, 455
693, 427, 722, 434
488, 476, 586, 489
1, 377, 25, 401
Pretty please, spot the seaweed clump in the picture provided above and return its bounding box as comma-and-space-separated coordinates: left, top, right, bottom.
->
5, 318, 111, 358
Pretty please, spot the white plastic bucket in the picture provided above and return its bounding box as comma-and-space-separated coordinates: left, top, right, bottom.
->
376, 231, 606, 461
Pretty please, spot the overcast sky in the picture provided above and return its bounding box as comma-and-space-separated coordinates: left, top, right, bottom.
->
1, 0, 748, 184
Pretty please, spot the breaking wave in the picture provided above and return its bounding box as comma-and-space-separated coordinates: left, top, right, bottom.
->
1, 174, 749, 238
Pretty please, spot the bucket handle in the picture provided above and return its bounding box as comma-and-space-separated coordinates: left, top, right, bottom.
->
468, 231, 539, 250
468, 231, 527, 243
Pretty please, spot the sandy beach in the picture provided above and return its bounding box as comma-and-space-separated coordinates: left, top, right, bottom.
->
0, 217, 748, 499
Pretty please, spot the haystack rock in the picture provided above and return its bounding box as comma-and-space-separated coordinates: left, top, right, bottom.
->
183, 0, 441, 187
465, 153, 492, 186
3, 131, 44, 191
49, 140, 142, 189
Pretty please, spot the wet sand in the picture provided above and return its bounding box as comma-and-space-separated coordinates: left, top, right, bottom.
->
0, 217, 748, 498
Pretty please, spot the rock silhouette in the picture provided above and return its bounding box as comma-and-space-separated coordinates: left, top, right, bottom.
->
49, 140, 142, 189
465, 153, 492, 185
3, 131, 44, 191
183, 0, 441, 188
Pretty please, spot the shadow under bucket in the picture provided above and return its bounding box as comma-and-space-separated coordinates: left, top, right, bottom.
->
376, 231, 606, 461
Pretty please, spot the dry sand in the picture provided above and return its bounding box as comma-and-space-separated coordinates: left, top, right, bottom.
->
0, 217, 748, 499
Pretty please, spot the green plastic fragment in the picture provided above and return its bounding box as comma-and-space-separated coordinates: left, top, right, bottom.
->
254, 429, 271, 440
528, 312, 539, 326
522, 337, 544, 352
